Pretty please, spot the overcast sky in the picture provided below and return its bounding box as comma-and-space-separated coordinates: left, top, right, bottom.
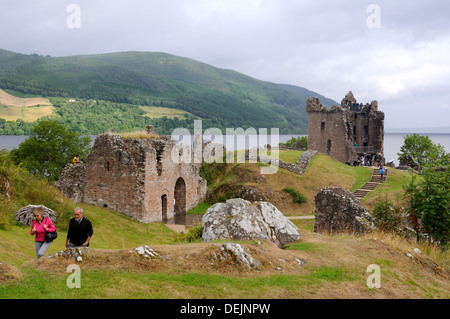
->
1, 0, 449, 131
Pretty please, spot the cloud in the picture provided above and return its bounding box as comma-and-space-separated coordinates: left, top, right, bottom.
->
0, 0, 449, 130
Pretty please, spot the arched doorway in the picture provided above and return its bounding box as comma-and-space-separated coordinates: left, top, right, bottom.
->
174, 177, 186, 224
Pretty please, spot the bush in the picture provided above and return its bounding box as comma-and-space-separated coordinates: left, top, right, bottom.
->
173, 223, 203, 243
372, 196, 403, 233
282, 187, 307, 204
281, 136, 308, 149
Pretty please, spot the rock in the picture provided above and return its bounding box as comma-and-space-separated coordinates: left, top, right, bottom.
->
313, 187, 375, 234
135, 245, 159, 258
202, 198, 301, 248
295, 258, 307, 267
399, 154, 420, 170
49, 247, 91, 261
220, 243, 261, 270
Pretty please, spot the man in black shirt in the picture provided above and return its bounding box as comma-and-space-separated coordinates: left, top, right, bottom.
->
66, 207, 93, 248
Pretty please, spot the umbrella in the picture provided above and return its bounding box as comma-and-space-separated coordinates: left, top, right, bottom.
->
15, 205, 57, 226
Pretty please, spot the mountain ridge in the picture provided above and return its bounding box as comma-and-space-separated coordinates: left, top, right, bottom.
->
0, 49, 338, 134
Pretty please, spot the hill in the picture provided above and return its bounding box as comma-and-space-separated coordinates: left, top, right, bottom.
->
0, 49, 337, 135
1, 149, 448, 299
0, 88, 54, 122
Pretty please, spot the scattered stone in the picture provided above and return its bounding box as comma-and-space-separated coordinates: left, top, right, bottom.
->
220, 243, 261, 270
135, 245, 159, 258
202, 198, 301, 248
295, 258, 307, 267
314, 187, 375, 234
49, 247, 92, 261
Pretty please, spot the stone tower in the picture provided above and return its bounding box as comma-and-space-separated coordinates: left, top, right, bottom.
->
306, 91, 384, 164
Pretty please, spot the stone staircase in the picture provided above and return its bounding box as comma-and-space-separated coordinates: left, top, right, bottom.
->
353, 168, 388, 200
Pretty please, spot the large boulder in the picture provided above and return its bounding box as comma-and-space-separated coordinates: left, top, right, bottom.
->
314, 187, 375, 234
202, 198, 301, 248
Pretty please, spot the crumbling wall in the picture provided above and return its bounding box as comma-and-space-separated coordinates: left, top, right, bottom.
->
306, 91, 384, 164
54, 164, 85, 203
57, 133, 207, 223
82, 134, 147, 220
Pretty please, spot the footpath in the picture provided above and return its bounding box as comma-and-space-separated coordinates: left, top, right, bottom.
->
353, 167, 388, 200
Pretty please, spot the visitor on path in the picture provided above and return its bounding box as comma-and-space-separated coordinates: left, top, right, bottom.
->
73, 155, 80, 166
66, 207, 93, 248
379, 165, 385, 182
30, 207, 56, 258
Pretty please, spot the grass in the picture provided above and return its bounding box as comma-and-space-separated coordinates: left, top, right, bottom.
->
187, 202, 211, 215
119, 131, 160, 139
278, 150, 304, 164
1, 150, 448, 299
0, 88, 54, 122
0, 104, 55, 122
361, 168, 419, 209
139, 106, 196, 119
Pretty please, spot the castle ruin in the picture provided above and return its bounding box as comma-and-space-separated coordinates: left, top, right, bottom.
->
56, 133, 207, 223
306, 91, 384, 164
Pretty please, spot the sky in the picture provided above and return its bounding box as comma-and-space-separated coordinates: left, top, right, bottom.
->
1, 0, 450, 131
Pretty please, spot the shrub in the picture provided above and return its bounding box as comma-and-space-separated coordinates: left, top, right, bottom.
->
281, 136, 308, 149
282, 187, 307, 204
372, 196, 403, 233
173, 223, 203, 243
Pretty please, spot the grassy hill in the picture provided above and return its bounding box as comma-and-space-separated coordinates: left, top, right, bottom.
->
0, 88, 54, 122
0, 150, 448, 299
0, 49, 338, 135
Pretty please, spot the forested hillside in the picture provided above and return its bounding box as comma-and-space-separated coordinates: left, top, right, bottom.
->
0, 49, 337, 134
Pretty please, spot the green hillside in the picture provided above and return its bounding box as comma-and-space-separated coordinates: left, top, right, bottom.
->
1, 150, 448, 299
0, 49, 337, 135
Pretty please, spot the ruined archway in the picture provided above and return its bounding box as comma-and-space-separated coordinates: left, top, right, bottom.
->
174, 177, 186, 224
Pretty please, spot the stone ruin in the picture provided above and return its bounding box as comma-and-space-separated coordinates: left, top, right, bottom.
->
56, 132, 207, 223
306, 91, 385, 164
313, 187, 375, 234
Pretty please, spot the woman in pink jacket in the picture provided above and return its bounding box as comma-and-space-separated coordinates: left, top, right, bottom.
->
30, 207, 56, 258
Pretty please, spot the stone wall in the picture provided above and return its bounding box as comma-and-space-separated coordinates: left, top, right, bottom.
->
244, 149, 318, 175
306, 92, 384, 164
314, 187, 375, 234
57, 133, 207, 223
55, 164, 85, 203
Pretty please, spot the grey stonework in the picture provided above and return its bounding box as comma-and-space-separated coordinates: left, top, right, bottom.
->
313, 187, 375, 234
56, 133, 207, 223
306, 91, 384, 164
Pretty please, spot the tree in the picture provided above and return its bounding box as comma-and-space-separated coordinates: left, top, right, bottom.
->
10, 120, 91, 182
398, 133, 445, 169
403, 146, 449, 249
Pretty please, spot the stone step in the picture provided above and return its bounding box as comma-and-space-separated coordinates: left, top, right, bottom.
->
353, 190, 370, 196
361, 185, 378, 190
